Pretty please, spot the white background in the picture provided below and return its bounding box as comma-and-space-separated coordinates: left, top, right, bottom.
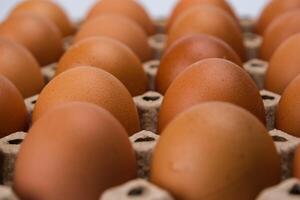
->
0, 0, 270, 21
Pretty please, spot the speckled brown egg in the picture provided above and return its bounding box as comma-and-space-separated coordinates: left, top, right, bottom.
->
0, 13, 64, 66
151, 102, 280, 200
9, 0, 74, 36
158, 58, 265, 132
256, 0, 300, 35
86, 0, 155, 35
156, 34, 242, 94
276, 75, 300, 137
33, 66, 140, 135
265, 33, 300, 94
56, 37, 147, 96
0, 38, 44, 98
294, 145, 300, 179
74, 14, 152, 62
167, 5, 245, 60
14, 102, 137, 200
260, 10, 300, 61
0, 75, 28, 138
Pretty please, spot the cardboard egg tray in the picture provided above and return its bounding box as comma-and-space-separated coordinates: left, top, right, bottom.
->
0, 18, 300, 200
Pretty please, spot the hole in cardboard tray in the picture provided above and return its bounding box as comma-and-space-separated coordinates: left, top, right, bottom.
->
31, 100, 37, 104
290, 184, 300, 195
135, 137, 155, 143
128, 186, 145, 196
262, 95, 275, 100
143, 96, 160, 101
272, 136, 288, 142
245, 33, 256, 40
149, 64, 158, 69
251, 62, 263, 68
8, 139, 23, 145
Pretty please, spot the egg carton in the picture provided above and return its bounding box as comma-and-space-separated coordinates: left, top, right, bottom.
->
244, 59, 269, 90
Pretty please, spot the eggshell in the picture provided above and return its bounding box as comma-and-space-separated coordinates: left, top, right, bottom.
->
276, 75, 300, 137
86, 0, 155, 35
158, 58, 265, 132
14, 102, 137, 200
156, 34, 242, 94
256, 0, 300, 35
167, 0, 238, 31
0, 13, 64, 66
294, 145, 300, 179
56, 37, 147, 96
9, 0, 74, 36
0, 38, 44, 98
33, 66, 140, 135
151, 102, 280, 200
167, 5, 245, 60
74, 14, 152, 62
0, 75, 28, 138
260, 10, 300, 61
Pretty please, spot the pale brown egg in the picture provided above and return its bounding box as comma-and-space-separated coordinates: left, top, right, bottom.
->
158, 58, 265, 132
260, 10, 300, 61
0, 38, 44, 98
56, 37, 147, 96
256, 0, 300, 35
167, 5, 245, 60
0, 13, 64, 66
33, 66, 140, 135
265, 33, 300, 94
74, 14, 152, 62
0, 75, 28, 138
86, 0, 155, 35
9, 0, 74, 36
151, 102, 280, 200
156, 34, 242, 94
14, 102, 137, 200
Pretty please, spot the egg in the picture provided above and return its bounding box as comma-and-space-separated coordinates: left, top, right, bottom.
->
260, 10, 300, 61
74, 14, 152, 62
151, 102, 280, 200
0, 13, 64, 66
276, 75, 300, 137
0, 75, 28, 138
33, 66, 140, 135
86, 0, 155, 35
294, 145, 300, 179
156, 34, 242, 94
265, 33, 300, 94
256, 0, 300, 35
9, 0, 74, 36
158, 58, 265, 132
167, 0, 238, 31
14, 102, 137, 200
167, 5, 245, 60
56, 37, 147, 96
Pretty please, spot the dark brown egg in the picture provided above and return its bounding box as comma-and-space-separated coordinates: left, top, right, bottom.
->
294, 145, 300, 179
9, 0, 74, 36
14, 102, 137, 200
56, 37, 147, 96
158, 58, 265, 132
33, 66, 140, 135
74, 14, 152, 62
0, 13, 64, 66
156, 34, 242, 94
167, 5, 245, 60
86, 0, 155, 35
151, 102, 280, 200
260, 10, 300, 61
0, 75, 28, 138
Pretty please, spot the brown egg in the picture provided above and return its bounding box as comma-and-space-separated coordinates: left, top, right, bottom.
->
0, 13, 64, 66
33, 66, 140, 135
260, 10, 300, 61
0, 38, 44, 98
74, 14, 152, 62
158, 58, 265, 132
167, 0, 238, 31
265, 33, 300, 94
151, 102, 280, 200
256, 0, 300, 35
0, 75, 28, 138
14, 102, 137, 200
167, 5, 245, 60
56, 37, 147, 96
294, 145, 300, 179
276, 75, 300, 137
9, 0, 74, 36
156, 34, 242, 94
86, 0, 155, 35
